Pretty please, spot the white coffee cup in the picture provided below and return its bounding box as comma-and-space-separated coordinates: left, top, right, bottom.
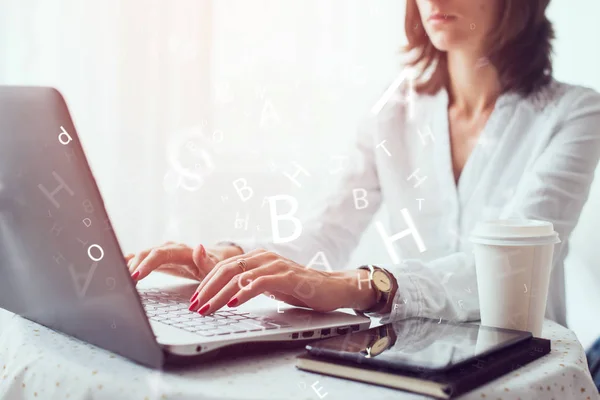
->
469, 219, 560, 337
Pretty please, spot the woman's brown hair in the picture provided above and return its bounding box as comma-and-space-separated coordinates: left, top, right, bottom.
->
403, 0, 555, 97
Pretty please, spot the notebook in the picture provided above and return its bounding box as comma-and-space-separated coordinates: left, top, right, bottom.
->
295, 317, 551, 399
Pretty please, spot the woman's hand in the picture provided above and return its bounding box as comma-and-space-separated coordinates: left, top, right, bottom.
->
187, 248, 378, 315
126, 242, 225, 282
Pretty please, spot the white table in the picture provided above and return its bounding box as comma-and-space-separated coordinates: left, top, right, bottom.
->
1, 303, 598, 400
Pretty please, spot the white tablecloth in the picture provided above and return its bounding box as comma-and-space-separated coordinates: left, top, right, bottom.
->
0, 307, 598, 400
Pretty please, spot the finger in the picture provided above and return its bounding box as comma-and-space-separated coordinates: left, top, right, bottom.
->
264, 290, 309, 308
191, 248, 273, 303
191, 244, 254, 286
193, 259, 286, 313
128, 249, 153, 274
189, 276, 240, 313
191, 244, 214, 278
128, 242, 184, 273
192, 257, 254, 311
130, 248, 166, 281
155, 244, 193, 265
190, 248, 266, 301
226, 271, 297, 309
133, 246, 191, 281
158, 263, 196, 280
192, 242, 244, 267
125, 254, 136, 268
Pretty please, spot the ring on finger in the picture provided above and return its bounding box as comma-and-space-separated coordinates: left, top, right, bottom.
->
237, 259, 248, 273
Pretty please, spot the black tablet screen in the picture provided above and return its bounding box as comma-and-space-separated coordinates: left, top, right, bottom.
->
306, 317, 532, 372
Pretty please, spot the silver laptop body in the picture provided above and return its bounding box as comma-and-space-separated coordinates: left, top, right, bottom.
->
0, 86, 371, 368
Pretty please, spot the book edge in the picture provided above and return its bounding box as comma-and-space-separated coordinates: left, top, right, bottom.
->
296, 355, 451, 399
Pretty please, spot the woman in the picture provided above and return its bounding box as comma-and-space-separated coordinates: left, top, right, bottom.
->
127, 0, 600, 336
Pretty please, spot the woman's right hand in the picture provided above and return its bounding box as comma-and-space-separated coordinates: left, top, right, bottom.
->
126, 242, 233, 282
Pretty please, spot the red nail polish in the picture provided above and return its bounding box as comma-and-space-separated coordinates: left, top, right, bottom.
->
190, 292, 199, 303
227, 298, 239, 307
188, 299, 199, 311
198, 303, 210, 315
131, 271, 140, 280
200, 244, 206, 257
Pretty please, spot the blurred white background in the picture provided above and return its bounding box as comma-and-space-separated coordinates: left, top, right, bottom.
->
0, 0, 599, 348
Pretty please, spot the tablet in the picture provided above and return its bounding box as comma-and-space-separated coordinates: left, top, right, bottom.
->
305, 317, 532, 373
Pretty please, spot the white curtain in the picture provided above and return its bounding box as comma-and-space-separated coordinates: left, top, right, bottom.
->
0, 0, 405, 265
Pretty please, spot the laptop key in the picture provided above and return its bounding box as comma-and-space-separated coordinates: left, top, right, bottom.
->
152, 303, 173, 309
191, 322, 215, 328
245, 321, 279, 330
216, 311, 234, 316
205, 320, 230, 326
191, 325, 216, 331
176, 313, 196, 319
227, 325, 250, 334
196, 332, 216, 337
214, 327, 236, 335
181, 326, 196, 332
215, 312, 232, 317
234, 321, 264, 332
185, 318, 206, 326
258, 318, 291, 328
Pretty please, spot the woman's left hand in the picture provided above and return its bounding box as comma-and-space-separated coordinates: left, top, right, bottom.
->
188, 248, 378, 315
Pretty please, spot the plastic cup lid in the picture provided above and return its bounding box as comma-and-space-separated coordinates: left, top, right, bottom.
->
469, 219, 561, 245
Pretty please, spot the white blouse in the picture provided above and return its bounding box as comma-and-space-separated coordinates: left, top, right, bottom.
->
236, 78, 600, 328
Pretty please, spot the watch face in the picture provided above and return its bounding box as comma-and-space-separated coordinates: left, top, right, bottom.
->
368, 336, 391, 357
372, 270, 392, 292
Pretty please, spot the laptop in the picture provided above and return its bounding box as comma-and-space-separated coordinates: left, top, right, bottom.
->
0, 86, 372, 368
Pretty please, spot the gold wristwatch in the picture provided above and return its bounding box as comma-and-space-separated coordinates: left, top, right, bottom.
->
356, 265, 398, 314
361, 324, 396, 358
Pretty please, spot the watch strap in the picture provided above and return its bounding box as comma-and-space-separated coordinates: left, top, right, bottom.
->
356, 265, 384, 314
359, 265, 397, 314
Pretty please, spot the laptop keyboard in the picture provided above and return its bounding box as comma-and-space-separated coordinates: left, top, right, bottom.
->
139, 289, 291, 337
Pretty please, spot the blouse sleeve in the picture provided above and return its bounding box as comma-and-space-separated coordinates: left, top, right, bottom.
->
373, 88, 600, 324
232, 116, 383, 269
